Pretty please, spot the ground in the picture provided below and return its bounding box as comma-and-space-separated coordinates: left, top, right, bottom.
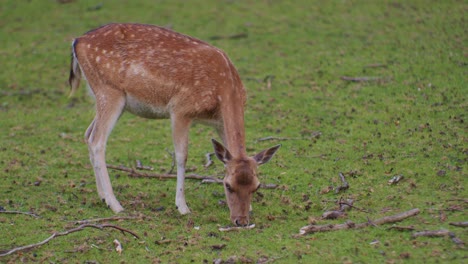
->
0, 0, 466, 263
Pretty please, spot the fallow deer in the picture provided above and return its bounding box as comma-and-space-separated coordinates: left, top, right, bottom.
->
69, 23, 280, 226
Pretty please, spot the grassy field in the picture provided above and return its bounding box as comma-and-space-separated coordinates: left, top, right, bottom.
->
0, 0, 466, 263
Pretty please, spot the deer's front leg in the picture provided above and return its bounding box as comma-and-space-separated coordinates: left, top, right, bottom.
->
171, 114, 192, 215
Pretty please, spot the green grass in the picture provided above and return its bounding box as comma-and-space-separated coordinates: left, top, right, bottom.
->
0, 0, 466, 263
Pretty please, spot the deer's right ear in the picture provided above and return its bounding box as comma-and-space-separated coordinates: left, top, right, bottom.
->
211, 139, 232, 164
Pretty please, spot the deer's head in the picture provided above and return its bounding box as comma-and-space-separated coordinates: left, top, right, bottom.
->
212, 139, 280, 226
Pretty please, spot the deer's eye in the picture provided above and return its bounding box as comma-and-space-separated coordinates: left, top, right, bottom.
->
225, 183, 234, 193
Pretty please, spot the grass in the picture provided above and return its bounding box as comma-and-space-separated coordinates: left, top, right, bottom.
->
0, 0, 466, 263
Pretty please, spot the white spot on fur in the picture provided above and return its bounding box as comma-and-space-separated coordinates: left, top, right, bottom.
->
129, 63, 148, 77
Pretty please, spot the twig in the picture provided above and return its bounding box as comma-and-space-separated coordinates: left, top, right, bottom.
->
411, 229, 465, 247
0, 89, 42, 97
387, 225, 416, 231
0, 210, 40, 218
107, 164, 278, 189
155, 239, 173, 245
204, 152, 214, 168
256, 132, 321, 142
209, 33, 248, 40
0, 224, 139, 257
411, 229, 451, 238
449, 221, 468, 228
219, 224, 255, 232
340, 76, 386, 82
136, 160, 153, 171
335, 172, 349, 193
165, 148, 176, 174
72, 216, 146, 225
257, 136, 296, 142
297, 208, 420, 236
364, 63, 387, 68
108, 164, 217, 180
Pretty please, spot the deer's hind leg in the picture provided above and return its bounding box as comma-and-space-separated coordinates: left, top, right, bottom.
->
85, 86, 126, 213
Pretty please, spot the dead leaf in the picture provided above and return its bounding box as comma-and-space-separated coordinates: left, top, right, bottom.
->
113, 239, 122, 255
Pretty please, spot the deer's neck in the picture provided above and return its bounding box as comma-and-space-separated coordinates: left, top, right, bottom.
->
220, 81, 247, 159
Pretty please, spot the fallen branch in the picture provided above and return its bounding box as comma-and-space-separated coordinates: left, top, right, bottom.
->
107, 164, 219, 181
412, 229, 465, 247
340, 76, 388, 82
106, 164, 278, 189
0, 224, 139, 257
387, 225, 416, 231
72, 215, 147, 225
338, 198, 370, 213
411, 229, 451, 238
335, 173, 349, 193
256, 136, 296, 142
449, 221, 468, 228
297, 208, 420, 236
136, 160, 153, 171
322, 198, 355, 219
0, 210, 40, 218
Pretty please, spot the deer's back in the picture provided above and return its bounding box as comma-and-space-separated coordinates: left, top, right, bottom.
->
73, 23, 244, 120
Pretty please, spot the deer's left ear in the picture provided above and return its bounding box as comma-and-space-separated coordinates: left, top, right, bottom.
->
253, 144, 281, 165
211, 139, 232, 164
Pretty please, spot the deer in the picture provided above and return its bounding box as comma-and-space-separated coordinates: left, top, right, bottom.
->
68, 23, 280, 226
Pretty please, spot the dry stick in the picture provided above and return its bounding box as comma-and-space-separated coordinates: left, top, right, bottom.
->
411, 230, 465, 247
72, 216, 145, 225
209, 33, 248, 40
257, 132, 321, 142
0, 211, 39, 218
165, 148, 176, 174
335, 172, 349, 193
297, 208, 420, 236
135, 160, 153, 171
257, 136, 297, 142
106, 164, 278, 189
107, 164, 216, 181
0, 224, 139, 257
412, 229, 452, 238
449, 221, 468, 228
204, 152, 214, 168
387, 225, 416, 231
340, 76, 384, 82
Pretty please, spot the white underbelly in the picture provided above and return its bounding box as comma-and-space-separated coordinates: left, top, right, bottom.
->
124, 95, 170, 119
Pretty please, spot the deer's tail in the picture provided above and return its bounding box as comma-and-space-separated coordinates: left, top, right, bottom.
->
68, 39, 81, 97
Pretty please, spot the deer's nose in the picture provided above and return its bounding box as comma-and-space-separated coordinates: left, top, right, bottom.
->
235, 217, 249, 227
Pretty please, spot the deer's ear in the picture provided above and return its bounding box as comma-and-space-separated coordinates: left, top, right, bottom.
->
253, 144, 281, 165
211, 139, 232, 164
